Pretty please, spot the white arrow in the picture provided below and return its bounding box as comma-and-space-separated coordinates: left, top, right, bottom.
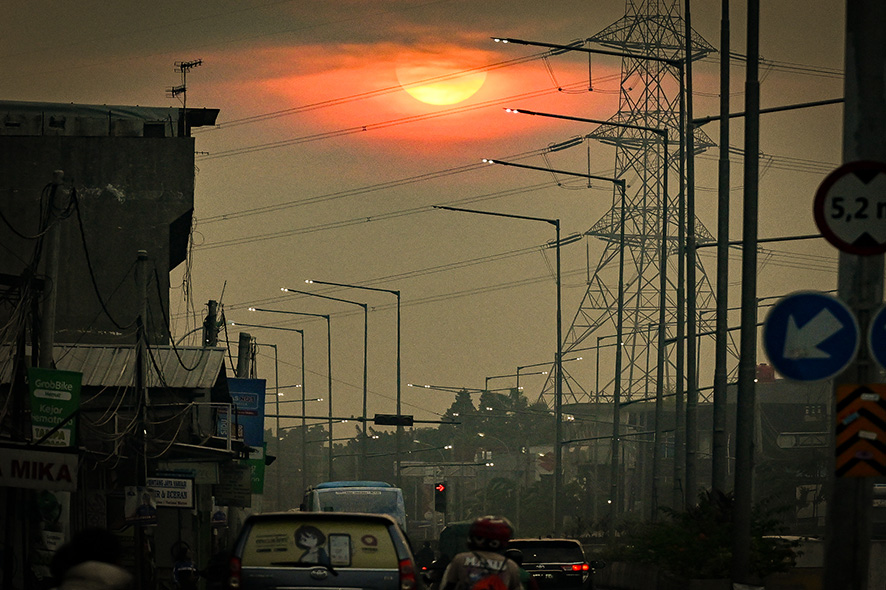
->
783, 307, 843, 359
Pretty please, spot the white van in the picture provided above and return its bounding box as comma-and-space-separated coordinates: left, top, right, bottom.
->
302, 481, 407, 531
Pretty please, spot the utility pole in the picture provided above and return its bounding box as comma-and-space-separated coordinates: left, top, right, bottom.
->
236, 332, 252, 378
711, 0, 731, 495
203, 300, 219, 346
823, 2, 885, 588
134, 251, 149, 590
731, 0, 759, 581
38, 171, 65, 368
684, 0, 699, 508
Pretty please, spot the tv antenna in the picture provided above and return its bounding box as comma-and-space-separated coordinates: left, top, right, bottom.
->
167, 59, 202, 134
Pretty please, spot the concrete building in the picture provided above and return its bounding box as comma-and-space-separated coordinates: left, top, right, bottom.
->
0, 101, 255, 590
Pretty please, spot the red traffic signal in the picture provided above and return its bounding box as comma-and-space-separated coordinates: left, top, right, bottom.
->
434, 481, 447, 512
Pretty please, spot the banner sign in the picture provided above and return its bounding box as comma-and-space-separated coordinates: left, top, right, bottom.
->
245, 443, 266, 494
0, 447, 78, 491
225, 378, 266, 449
28, 367, 81, 447
213, 462, 252, 507
124, 486, 158, 525
147, 477, 195, 508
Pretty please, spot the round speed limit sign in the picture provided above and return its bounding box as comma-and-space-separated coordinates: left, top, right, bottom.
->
813, 160, 886, 255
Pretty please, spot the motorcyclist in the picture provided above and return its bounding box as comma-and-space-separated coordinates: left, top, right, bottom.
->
439, 516, 522, 590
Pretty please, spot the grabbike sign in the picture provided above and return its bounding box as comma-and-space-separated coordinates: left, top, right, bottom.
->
28, 367, 81, 448
813, 160, 886, 255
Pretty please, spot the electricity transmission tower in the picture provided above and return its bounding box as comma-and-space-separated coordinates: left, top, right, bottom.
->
539, 0, 720, 407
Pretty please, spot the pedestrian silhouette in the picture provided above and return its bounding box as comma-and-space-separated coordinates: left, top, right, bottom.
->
50, 528, 132, 590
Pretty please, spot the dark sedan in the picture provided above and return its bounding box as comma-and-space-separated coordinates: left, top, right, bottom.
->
507, 538, 605, 590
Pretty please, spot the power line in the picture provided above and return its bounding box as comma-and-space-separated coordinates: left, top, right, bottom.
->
196, 51, 590, 132
196, 145, 839, 241
197, 80, 599, 161
194, 178, 601, 251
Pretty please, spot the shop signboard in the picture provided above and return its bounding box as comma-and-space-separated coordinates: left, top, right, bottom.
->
28, 367, 81, 447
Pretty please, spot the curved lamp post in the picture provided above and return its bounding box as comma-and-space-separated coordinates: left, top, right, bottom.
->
480, 157, 626, 534
477, 432, 523, 527
434, 204, 565, 534
305, 279, 403, 487
230, 320, 304, 505
283, 287, 370, 479
516, 355, 583, 390
503, 107, 672, 519
249, 307, 333, 481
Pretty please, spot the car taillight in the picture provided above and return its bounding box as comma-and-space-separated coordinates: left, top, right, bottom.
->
228, 556, 242, 589
399, 558, 417, 590
562, 564, 589, 572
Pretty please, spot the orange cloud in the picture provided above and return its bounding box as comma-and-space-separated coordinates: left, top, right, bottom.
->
209, 41, 621, 157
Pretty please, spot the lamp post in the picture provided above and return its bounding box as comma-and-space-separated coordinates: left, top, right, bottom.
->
478, 432, 523, 529
516, 355, 582, 390
494, 33, 687, 518
515, 369, 546, 391
502, 108, 672, 519
304, 280, 402, 487
462, 164, 626, 533
229, 321, 293, 508
249, 307, 333, 481
230, 321, 308, 493
433, 204, 566, 535
283, 287, 369, 479
485, 374, 519, 391
407, 383, 486, 395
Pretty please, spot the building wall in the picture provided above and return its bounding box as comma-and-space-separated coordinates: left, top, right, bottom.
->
0, 135, 195, 345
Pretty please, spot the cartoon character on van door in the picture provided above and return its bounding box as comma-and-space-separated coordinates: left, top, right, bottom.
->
294, 525, 330, 565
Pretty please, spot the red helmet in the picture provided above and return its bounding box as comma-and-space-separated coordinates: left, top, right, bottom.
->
468, 516, 514, 551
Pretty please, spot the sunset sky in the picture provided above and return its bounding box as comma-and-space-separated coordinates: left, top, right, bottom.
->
4, 1, 847, 436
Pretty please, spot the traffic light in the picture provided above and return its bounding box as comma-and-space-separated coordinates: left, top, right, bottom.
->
434, 481, 447, 512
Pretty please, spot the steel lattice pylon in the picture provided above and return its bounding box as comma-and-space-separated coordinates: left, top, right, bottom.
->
538, 0, 721, 408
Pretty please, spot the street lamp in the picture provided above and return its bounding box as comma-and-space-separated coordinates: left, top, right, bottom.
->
459, 164, 625, 534
477, 432, 525, 528
304, 279, 403, 487
516, 355, 583, 390
249, 307, 333, 481
501, 107, 672, 520
434, 203, 566, 534
410, 440, 453, 463
477, 432, 511, 456
485, 373, 518, 391
515, 369, 546, 391
230, 320, 303, 507
283, 286, 370, 479
406, 383, 486, 395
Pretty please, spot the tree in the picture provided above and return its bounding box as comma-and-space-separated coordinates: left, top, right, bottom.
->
602, 490, 801, 581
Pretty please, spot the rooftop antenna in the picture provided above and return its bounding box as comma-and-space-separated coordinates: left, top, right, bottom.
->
167, 59, 202, 135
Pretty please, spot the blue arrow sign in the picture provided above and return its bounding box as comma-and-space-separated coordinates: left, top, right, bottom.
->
868, 304, 886, 371
762, 291, 859, 381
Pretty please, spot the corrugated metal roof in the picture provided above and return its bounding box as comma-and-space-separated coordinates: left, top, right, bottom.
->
0, 344, 226, 389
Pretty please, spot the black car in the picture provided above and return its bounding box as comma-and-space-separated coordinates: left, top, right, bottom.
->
507, 538, 604, 590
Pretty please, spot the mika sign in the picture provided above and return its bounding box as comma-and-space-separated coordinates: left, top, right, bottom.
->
0, 446, 78, 491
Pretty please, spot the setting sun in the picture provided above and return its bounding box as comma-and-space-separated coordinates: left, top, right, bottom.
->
396, 64, 487, 106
